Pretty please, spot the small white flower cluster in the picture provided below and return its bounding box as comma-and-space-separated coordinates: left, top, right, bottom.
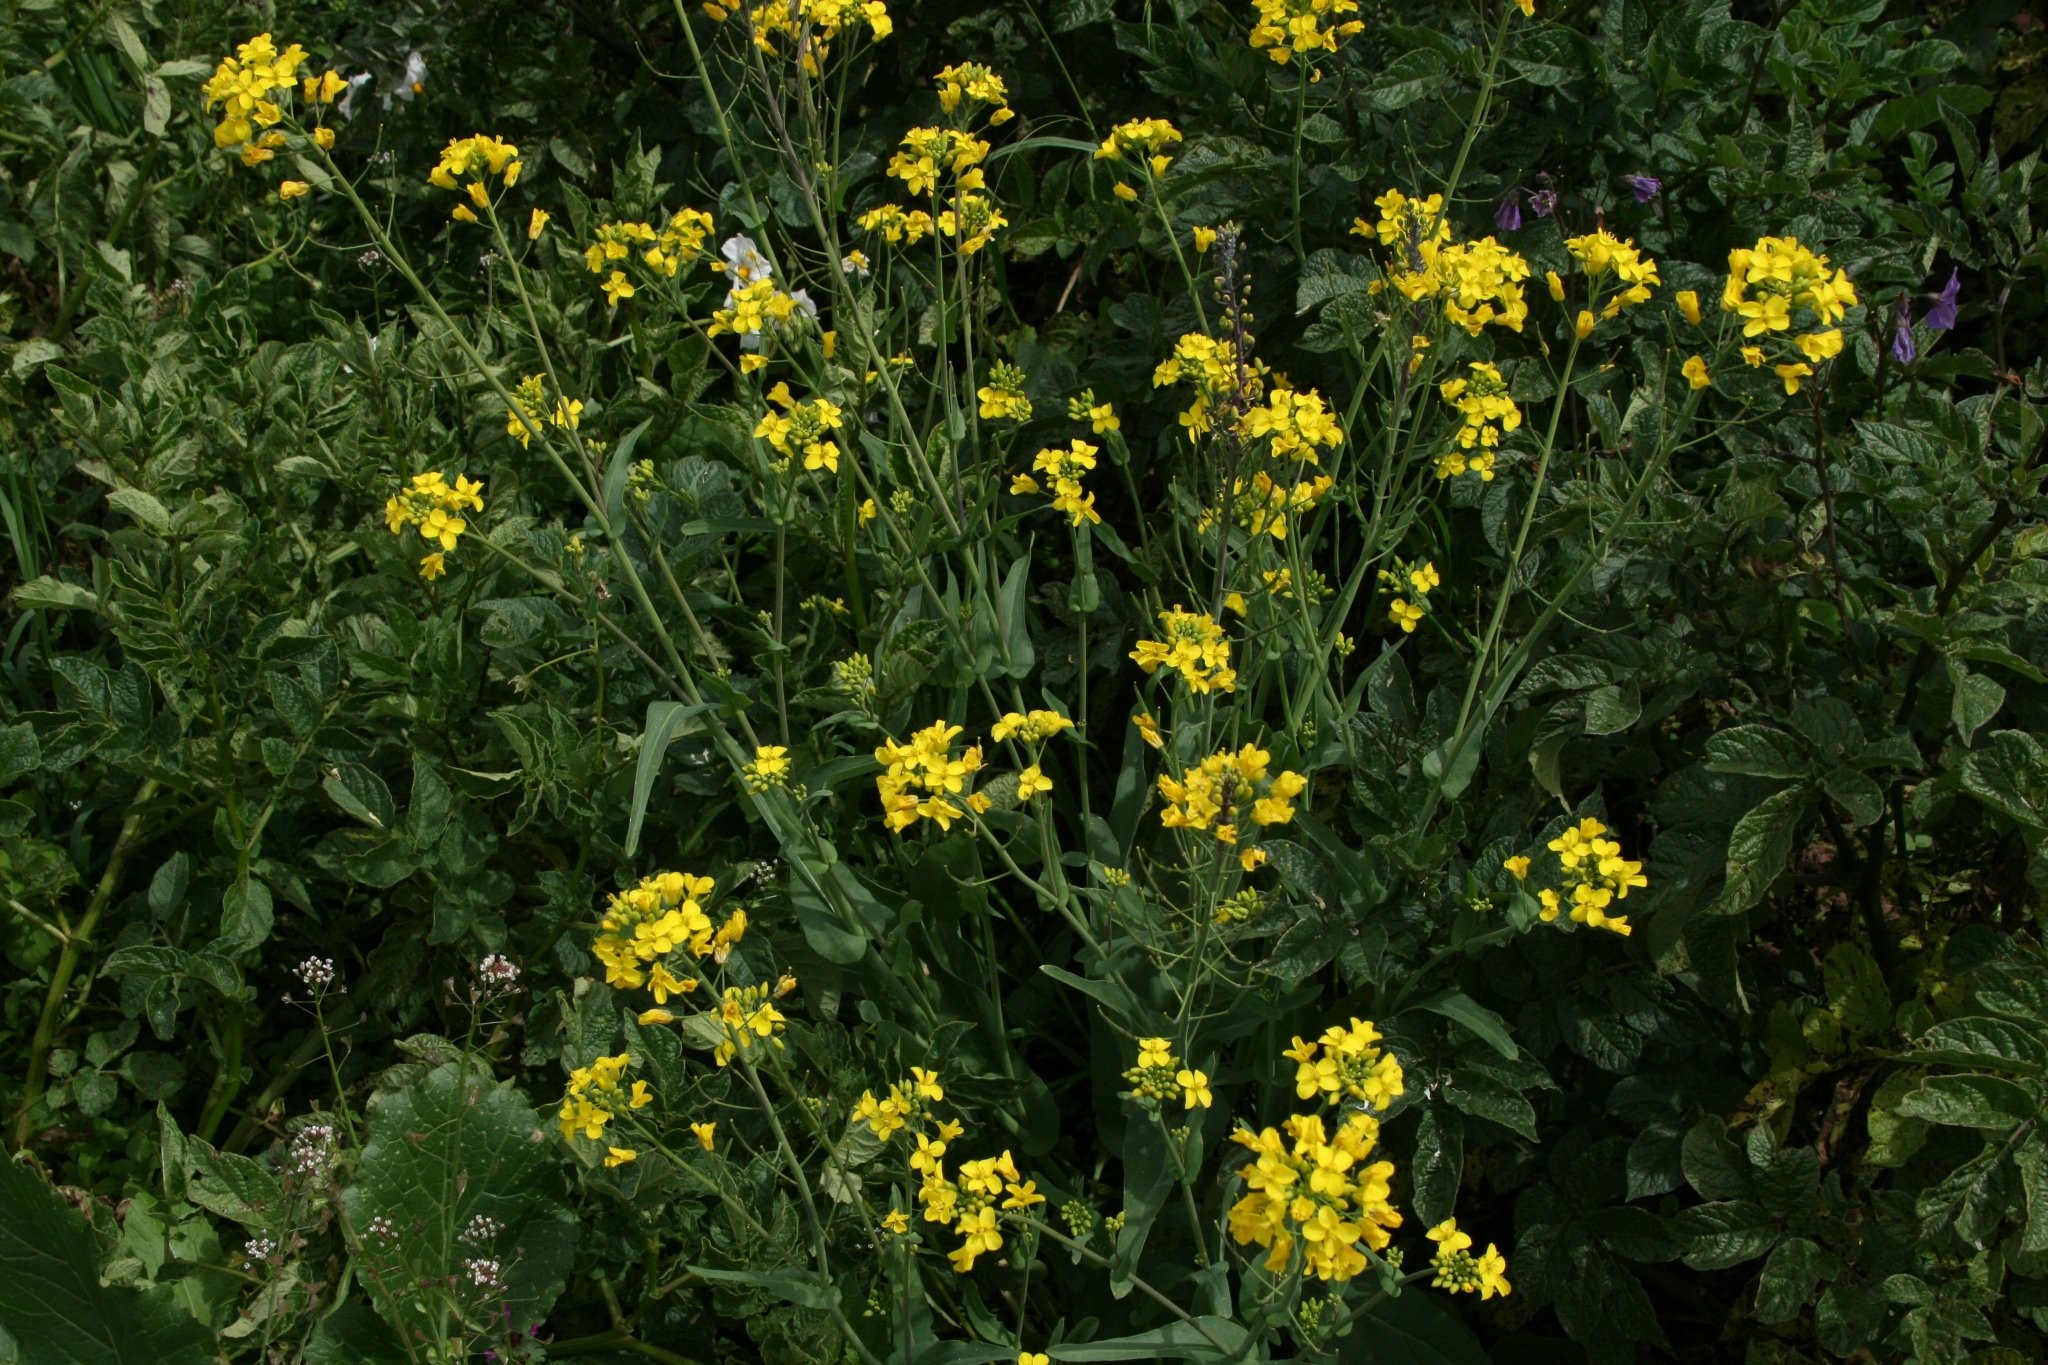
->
464, 1257, 503, 1290
476, 954, 520, 989
365, 1215, 395, 1242
287, 1123, 337, 1179
460, 1214, 503, 1244
243, 1235, 278, 1269
295, 956, 336, 989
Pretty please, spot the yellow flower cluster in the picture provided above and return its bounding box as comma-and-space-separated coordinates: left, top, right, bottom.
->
1227, 1111, 1400, 1280
203, 34, 310, 154
1157, 744, 1306, 858
743, 744, 791, 793
917, 1147, 1046, 1272
558, 1053, 651, 1143
1508, 816, 1646, 936
1285, 1017, 1405, 1109
1130, 606, 1237, 694
1239, 388, 1344, 463
936, 63, 1014, 124
427, 135, 522, 224
1094, 117, 1182, 199
1121, 1037, 1212, 1110
858, 202, 935, 246
990, 709, 1074, 743
712, 983, 788, 1067
581, 209, 715, 304
384, 472, 484, 581
890, 126, 990, 196
1152, 332, 1256, 434
1200, 471, 1334, 542
1248, 0, 1364, 64
1429, 1218, 1512, 1298
592, 871, 745, 996
704, 0, 892, 73
709, 279, 809, 341
755, 383, 846, 474
1353, 192, 1529, 335
1562, 229, 1661, 327
1721, 236, 1856, 395
977, 361, 1033, 423
1436, 362, 1519, 480
854, 1067, 947, 1141
506, 373, 585, 449
1380, 560, 1438, 634
1010, 439, 1102, 525
1068, 392, 1121, 434
875, 721, 984, 833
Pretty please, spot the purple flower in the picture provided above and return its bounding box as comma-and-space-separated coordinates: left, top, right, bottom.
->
1924, 268, 1960, 331
1528, 189, 1557, 219
1622, 174, 1661, 203
1495, 190, 1522, 233
1891, 305, 1915, 364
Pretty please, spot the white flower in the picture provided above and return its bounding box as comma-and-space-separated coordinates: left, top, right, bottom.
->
720, 234, 774, 290
841, 250, 871, 278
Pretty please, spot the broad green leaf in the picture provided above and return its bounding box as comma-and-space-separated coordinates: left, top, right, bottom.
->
0, 1157, 210, 1365
322, 763, 396, 831
1416, 991, 1520, 1061
625, 701, 712, 856
1048, 1318, 1249, 1361
1754, 1237, 1824, 1324
686, 1266, 837, 1310
1892, 1074, 2039, 1129
1670, 1200, 1776, 1269
1110, 1118, 1174, 1300
1904, 1017, 2048, 1076
1710, 786, 1807, 917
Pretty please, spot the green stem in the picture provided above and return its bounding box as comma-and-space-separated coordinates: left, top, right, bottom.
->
13, 777, 159, 1150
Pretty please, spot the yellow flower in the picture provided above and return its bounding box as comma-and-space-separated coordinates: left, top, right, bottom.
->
858, 498, 878, 524
1177, 1068, 1213, 1109
1113, 182, 1138, 202
1775, 361, 1813, 394
602, 270, 635, 306
1546, 270, 1565, 302
1504, 856, 1531, 880
1676, 289, 1701, 324
744, 744, 793, 792
529, 208, 551, 239
636, 1008, 676, 1025
452, 204, 479, 224
1133, 712, 1164, 749
1740, 345, 1764, 368
1389, 598, 1425, 633
418, 552, 446, 581
882, 1209, 911, 1234
1683, 355, 1710, 389
1514, 0, 1535, 13
1574, 309, 1595, 340
1130, 606, 1237, 694
1795, 329, 1843, 362
1194, 225, 1217, 252
278, 179, 310, 200
1020, 1355, 1050, 1365
691, 1121, 717, 1151
312, 126, 335, 151
1017, 765, 1052, 802
605, 1146, 638, 1167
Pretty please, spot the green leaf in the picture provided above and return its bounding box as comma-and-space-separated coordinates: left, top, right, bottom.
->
1110, 1118, 1174, 1300
1670, 1200, 1776, 1270
0, 1156, 211, 1365
1710, 786, 1807, 916
1904, 1017, 2048, 1076
686, 1266, 837, 1310
1892, 1074, 2039, 1129
1958, 731, 2048, 830
1949, 664, 2005, 745
1410, 1106, 1465, 1225
625, 701, 712, 856
1682, 1117, 1752, 1200
1823, 943, 1891, 1035
322, 764, 395, 831
1047, 1318, 1249, 1361
0, 722, 41, 786
1754, 1237, 1824, 1324
107, 489, 171, 534
339, 1062, 572, 1330
1416, 991, 1519, 1061
1336, 1287, 1494, 1364
1442, 1074, 1539, 1140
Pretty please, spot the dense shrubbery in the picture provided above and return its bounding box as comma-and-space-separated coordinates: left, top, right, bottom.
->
5, 1, 2048, 1362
